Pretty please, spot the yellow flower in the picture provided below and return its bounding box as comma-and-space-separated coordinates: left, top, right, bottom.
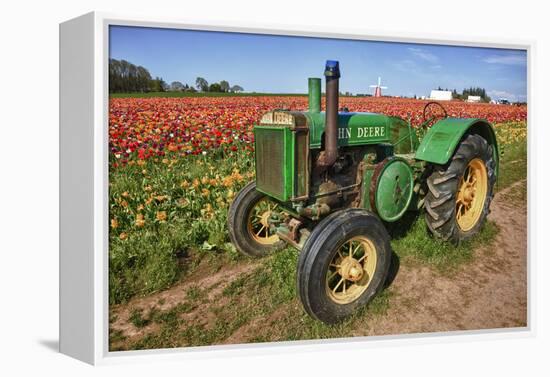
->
162, 158, 169, 164
137, 204, 144, 211
119, 232, 128, 240
209, 178, 218, 186
137, 160, 145, 166
155, 195, 167, 202
227, 189, 235, 200
156, 211, 167, 221
120, 200, 129, 208
201, 188, 210, 197
180, 180, 190, 189
122, 191, 129, 198
135, 213, 145, 227
201, 177, 209, 185
110, 218, 118, 229
192, 179, 200, 188
144, 185, 152, 192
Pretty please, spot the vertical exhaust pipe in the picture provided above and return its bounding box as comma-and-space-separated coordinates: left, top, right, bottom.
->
308, 78, 321, 113
319, 60, 340, 167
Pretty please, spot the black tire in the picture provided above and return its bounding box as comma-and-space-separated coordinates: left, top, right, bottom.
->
228, 181, 285, 257
424, 134, 496, 243
297, 209, 392, 324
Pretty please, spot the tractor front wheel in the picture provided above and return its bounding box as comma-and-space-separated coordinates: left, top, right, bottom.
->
296, 209, 392, 324
424, 134, 496, 243
228, 181, 286, 257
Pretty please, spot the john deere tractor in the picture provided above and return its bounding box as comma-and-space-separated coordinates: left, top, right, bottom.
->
228, 60, 498, 324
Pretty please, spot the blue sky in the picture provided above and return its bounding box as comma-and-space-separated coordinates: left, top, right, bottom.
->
110, 26, 527, 102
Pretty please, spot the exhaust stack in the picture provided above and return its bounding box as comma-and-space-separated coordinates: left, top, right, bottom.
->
318, 60, 340, 167
308, 78, 321, 113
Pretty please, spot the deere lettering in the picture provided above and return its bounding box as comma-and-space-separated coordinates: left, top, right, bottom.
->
338, 126, 385, 139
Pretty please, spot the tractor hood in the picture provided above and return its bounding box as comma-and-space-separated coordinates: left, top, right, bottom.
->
257, 110, 403, 149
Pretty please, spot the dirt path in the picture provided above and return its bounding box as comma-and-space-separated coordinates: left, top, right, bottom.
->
110, 180, 527, 348
358, 179, 527, 336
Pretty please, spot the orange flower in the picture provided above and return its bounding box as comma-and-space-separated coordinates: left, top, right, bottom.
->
222, 176, 234, 187
119, 232, 128, 240
110, 218, 119, 229
135, 213, 145, 227
180, 180, 190, 189
156, 211, 167, 221
201, 188, 210, 197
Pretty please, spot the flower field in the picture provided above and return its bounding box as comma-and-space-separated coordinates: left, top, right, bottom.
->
109, 96, 527, 304
109, 96, 526, 167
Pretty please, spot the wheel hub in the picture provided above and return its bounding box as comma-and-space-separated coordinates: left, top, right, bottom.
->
455, 158, 488, 232
339, 257, 364, 282
260, 211, 272, 227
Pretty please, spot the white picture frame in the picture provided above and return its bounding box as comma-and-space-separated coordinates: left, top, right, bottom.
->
59, 11, 534, 365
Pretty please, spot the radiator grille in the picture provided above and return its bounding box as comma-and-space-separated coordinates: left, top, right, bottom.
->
255, 128, 285, 199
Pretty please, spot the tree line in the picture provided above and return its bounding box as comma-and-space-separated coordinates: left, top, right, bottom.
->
109, 59, 167, 93
109, 59, 244, 93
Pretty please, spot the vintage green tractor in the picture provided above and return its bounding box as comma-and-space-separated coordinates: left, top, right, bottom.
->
228, 60, 498, 324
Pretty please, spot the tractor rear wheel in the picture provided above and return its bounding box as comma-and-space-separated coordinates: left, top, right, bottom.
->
228, 181, 285, 257
424, 134, 496, 243
296, 209, 392, 324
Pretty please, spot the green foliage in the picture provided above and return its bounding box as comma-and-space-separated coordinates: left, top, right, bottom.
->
109, 59, 168, 93
129, 308, 150, 328
109, 143, 255, 304
389, 214, 499, 272
195, 77, 209, 92
208, 83, 222, 92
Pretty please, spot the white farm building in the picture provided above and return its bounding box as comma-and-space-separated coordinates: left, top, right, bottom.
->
429, 90, 453, 101
467, 95, 481, 103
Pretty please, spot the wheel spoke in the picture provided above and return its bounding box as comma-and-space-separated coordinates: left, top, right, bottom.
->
457, 204, 463, 218
327, 269, 339, 280
352, 244, 362, 258
256, 224, 266, 236
333, 277, 344, 293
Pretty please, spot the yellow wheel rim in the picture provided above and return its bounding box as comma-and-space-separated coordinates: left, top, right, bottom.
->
247, 198, 280, 245
456, 158, 488, 232
325, 236, 378, 304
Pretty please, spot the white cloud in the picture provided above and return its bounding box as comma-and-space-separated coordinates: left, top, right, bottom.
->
408, 47, 439, 63
483, 53, 526, 66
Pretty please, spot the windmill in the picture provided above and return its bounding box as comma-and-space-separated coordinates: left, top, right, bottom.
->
370, 77, 387, 97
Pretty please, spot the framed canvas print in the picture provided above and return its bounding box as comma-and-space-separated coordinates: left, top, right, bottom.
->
60, 12, 531, 365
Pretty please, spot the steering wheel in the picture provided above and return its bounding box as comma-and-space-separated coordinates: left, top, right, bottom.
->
421, 101, 448, 128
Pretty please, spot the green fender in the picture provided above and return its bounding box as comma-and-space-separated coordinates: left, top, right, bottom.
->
415, 118, 499, 177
